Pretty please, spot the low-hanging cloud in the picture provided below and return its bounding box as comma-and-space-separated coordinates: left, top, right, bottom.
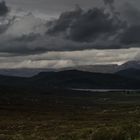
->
0, 48, 138, 69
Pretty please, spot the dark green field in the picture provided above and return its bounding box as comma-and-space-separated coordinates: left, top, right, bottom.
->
1, 89, 140, 140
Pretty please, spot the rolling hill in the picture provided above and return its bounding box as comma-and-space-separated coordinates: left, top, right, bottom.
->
0, 70, 139, 90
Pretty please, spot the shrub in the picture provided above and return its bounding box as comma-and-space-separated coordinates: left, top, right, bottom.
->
56, 133, 78, 140
91, 127, 128, 140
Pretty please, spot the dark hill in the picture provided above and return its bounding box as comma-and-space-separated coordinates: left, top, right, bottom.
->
0, 70, 139, 90
31, 70, 140, 89
117, 68, 140, 80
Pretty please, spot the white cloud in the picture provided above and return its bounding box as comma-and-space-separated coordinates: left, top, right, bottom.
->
0, 48, 138, 69
5, 13, 47, 36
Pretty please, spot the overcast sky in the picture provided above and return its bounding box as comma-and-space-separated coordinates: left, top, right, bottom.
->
0, 0, 139, 69
5, 0, 140, 12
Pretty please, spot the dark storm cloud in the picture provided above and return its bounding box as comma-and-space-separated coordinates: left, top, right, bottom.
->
15, 33, 40, 42
0, 1, 12, 34
121, 25, 140, 45
47, 6, 82, 37
45, 1, 140, 49
0, 33, 121, 55
0, 1, 126, 56
5, 0, 102, 16
103, 0, 115, 12
0, 0, 140, 57
119, 3, 140, 46
103, 0, 119, 18
0, 1, 9, 16
0, 23, 10, 34
104, 0, 114, 5
67, 8, 124, 42
47, 6, 126, 42
121, 3, 140, 25
0, 16, 15, 34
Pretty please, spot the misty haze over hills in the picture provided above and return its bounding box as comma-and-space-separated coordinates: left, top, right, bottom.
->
0, 60, 140, 77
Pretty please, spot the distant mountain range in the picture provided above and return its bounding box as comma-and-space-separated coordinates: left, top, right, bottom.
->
30, 70, 140, 89
117, 68, 140, 80
60, 64, 119, 74
65, 60, 140, 74
0, 60, 140, 90
0, 68, 56, 77
0, 60, 140, 77
0, 69, 140, 90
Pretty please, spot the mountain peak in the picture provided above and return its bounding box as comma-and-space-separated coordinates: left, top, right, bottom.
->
119, 60, 140, 70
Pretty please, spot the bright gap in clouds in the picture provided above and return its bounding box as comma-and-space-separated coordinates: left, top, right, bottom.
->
0, 48, 138, 69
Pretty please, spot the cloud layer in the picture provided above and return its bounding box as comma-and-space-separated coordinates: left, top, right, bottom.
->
0, 48, 138, 69
0, 0, 139, 68
0, 0, 139, 53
